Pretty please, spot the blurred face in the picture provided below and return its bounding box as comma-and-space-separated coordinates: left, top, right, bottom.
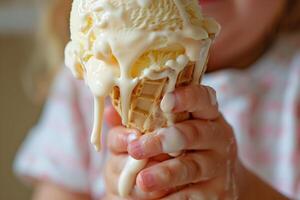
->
200, 0, 286, 70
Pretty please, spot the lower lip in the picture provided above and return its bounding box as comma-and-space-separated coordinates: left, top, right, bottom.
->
199, 0, 218, 5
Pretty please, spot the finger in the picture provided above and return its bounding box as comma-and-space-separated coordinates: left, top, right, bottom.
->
137, 151, 226, 192
129, 117, 235, 159
104, 105, 122, 127
160, 167, 239, 200
105, 155, 168, 199
107, 126, 141, 153
161, 176, 226, 200
106, 153, 170, 181
132, 160, 171, 199
161, 85, 219, 120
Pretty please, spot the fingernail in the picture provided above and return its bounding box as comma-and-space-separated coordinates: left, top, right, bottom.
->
127, 133, 138, 143
207, 87, 217, 106
139, 170, 156, 191
128, 140, 144, 159
160, 93, 175, 113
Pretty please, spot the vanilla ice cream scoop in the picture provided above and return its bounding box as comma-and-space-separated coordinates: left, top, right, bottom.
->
65, 0, 219, 151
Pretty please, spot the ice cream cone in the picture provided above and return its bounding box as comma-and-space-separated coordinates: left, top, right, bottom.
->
113, 35, 213, 197
110, 61, 198, 133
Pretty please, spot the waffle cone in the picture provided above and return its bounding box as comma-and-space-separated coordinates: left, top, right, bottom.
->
110, 60, 207, 133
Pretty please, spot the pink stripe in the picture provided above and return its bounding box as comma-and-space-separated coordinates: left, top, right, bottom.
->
44, 145, 86, 171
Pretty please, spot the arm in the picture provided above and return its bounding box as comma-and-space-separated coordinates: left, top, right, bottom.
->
33, 181, 91, 200
237, 161, 290, 200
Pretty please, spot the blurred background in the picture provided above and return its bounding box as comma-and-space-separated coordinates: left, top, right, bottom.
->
0, 0, 40, 199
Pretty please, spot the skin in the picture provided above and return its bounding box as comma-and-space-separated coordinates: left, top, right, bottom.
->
105, 85, 237, 199
103, 0, 290, 199
204, 0, 287, 71
104, 86, 289, 199
34, 0, 291, 199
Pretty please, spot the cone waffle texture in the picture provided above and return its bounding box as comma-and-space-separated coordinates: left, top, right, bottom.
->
110, 61, 202, 133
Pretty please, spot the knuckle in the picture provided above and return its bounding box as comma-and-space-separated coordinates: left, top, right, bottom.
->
180, 156, 201, 183
187, 121, 202, 143
159, 165, 173, 184
176, 158, 189, 181
190, 156, 203, 181
189, 159, 202, 182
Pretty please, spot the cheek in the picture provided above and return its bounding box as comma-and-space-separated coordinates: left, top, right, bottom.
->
201, 0, 285, 69
201, 0, 237, 28
202, 0, 283, 33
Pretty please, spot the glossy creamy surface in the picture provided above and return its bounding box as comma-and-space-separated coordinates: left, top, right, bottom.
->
118, 157, 148, 197
65, 0, 219, 150
65, 1, 219, 197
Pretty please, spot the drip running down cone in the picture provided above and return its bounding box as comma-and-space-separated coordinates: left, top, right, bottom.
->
65, 0, 220, 197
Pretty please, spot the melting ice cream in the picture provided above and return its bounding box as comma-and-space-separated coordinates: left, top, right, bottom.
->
65, 0, 220, 151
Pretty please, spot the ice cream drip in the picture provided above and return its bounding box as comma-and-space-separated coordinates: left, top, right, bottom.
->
65, 0, 220, 151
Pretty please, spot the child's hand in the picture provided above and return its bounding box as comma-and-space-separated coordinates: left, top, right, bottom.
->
104, 85, 238, 199
126, 85, 238, 199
